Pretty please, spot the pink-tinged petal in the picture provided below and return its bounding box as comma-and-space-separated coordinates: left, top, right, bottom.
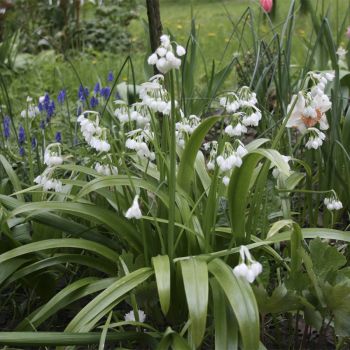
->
260, 0, 273, 13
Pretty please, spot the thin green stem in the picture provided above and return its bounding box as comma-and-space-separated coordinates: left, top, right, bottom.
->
167, 70, 177, 261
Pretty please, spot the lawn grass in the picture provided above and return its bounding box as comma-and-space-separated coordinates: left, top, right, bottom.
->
6, 0, 350, 105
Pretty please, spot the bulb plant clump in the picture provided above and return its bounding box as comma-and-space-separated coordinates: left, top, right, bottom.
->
0, 3, 350, 349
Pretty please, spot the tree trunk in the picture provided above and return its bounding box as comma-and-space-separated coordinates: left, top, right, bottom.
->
146, 0, 163, 53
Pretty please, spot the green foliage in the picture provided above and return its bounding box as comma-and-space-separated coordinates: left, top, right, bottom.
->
0, 0, 349, 349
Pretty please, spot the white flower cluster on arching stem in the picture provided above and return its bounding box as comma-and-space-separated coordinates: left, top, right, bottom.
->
204, 141, 248, 186
220, 87, 262, 137
139, 75, 174, 115
94, 153, 118, 176
175, 114, 200, 148
77, 111, 111, 152
147, 34, 186, 74
286, 71, 334, 150
114, 101, 151, 128
125, 125, 155, 161
324, 196, 343, 211
233, 246, 263, 283
34, 143, 65, 192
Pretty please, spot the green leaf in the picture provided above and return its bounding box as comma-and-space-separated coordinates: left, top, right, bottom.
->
66, 268, 153, 332
9, 201, 142, 252
309, 238, 346, 281
323, 282, 350, 336
152, 255, 171, 315
253, 285, 302, 314
208, 259, 260, 350
0, 154, 24, 201
180, 258, 208, 348
0, 238, 119, 265
177, 115, 222, 192
0, 332, 155, 346
17, 278, 117, 331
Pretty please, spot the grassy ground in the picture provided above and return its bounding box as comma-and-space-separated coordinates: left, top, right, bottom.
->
7, 0, 349, 103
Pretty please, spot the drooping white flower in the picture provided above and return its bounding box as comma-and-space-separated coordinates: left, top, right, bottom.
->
125, 195, 142, 219
44, 144, 63, 166
305, 128, 326, 150
20, 105, 40, 119
77, 112, 110, 152
147, 34, 186, 74
324, 197, 343, 211
95, 162, 118, 176
124, 309, 146, 323
176, 45, 186, 56
222, 176, 230, 186
336, 46, 347, 59
232, 246, 262, 283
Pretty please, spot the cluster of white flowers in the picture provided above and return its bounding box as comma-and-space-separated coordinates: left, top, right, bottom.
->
77, 112, 110, 152
114, 101, 151, 127
34, 173, 63, 192
220, 87, 262, 137
125, 195, 142, 219
95, 162, 118, 176
233, 246, 262, 283
216, 142, 248, 173
175, 114, 200, 147
324, 197, 343, 211
20, 96, 40, 118
139, 75, 173, 115
124, 309, 146, 323
203, 141, 248, 186
44, 147, 63, 166
286, 72, 334, 149
147, 34, 186, 74
305, 128, 326, 150
125, 126, 155, 161
34, 144, 64, 192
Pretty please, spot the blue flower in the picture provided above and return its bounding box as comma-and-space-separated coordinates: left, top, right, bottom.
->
40, 120, 46, 129
47, 101, 55, 118
101, 86, 111, 100
58, 89, 66, 104
19, 146, 25, 157
94, 82, 101, 95
77, 106, 82, 116
3, 116, 10, 139
31, 137, 37, 149
38, 102, 44, 112
18, 125, 26, 144
90, 96, 99, 108
78, 85, 89, 101
107, 71, 114, 82
55, 131, 62, 143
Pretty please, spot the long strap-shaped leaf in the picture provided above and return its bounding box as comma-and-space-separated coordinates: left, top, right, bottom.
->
180, 257, 209, 348
0, 194, 119, 249
0, 331, 155, 346
17, 278, 117, 331
0, 238, 119, 265
228, 149, 290, 244
152, 255, 171, 315
177, 115, 222, 192
65, 267, 153, 332
208, 259, 260, 350
10, 201, 142, 252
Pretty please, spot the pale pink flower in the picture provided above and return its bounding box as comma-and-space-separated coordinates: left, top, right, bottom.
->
260, 0, 273, 13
